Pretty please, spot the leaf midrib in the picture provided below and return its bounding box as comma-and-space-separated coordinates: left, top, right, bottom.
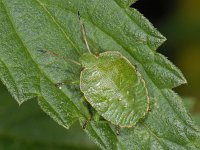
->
1, 0, 79, 122
35, 0, 82, 56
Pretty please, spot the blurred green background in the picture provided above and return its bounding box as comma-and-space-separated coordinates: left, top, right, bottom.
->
0, 83, 98, 150
133, 0, 200, 115
0, 0, 200, 149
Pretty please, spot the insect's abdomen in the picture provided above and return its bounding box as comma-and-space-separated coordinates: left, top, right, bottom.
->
80, 51, 149, 127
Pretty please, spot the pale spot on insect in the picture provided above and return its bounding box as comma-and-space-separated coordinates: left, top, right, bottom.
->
96, 82, 101, 86
91, 70, 99, 77
121, 100, 128, 108
124, 103, 128, 108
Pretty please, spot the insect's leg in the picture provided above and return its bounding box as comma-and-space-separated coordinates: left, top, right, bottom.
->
82, 113, 105, 129
82, 118, 91, 129
80, 97, 115, 129
37, 49, 81, 66
90, 112, 121, 135
115, 125, 121, 136
78, 11, 92, 54
79, 35, 100, 56
88, 111, 108, 123
79, 97, 108, 129
79, 97, 92, 129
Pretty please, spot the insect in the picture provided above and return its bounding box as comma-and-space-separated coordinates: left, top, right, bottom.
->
39, 12, 150, 128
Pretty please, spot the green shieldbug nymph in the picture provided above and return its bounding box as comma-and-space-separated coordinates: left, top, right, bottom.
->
80, 51, 149, 127
39, 12, 150, 128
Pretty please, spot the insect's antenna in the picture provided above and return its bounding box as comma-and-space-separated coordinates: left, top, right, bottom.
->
78, 11, 92, 54
37, 49, 81, 66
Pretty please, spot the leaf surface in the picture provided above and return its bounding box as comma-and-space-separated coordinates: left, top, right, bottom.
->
0, 0, 199, 149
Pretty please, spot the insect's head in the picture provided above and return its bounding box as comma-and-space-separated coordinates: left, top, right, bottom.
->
80, 53, 97, 68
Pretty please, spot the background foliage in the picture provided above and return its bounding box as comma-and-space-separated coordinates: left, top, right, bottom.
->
133, 0, 200, 125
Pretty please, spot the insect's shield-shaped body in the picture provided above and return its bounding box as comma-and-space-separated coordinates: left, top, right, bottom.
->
80, 51, 149, 127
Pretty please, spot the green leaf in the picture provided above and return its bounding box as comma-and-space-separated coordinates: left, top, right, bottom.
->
0, 0, 199, 150
0, 83, 98, 150
114, 0, 138, 8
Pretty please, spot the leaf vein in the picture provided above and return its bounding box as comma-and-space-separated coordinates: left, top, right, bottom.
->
35, 0, 81, 56
1, 0, 80, 118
